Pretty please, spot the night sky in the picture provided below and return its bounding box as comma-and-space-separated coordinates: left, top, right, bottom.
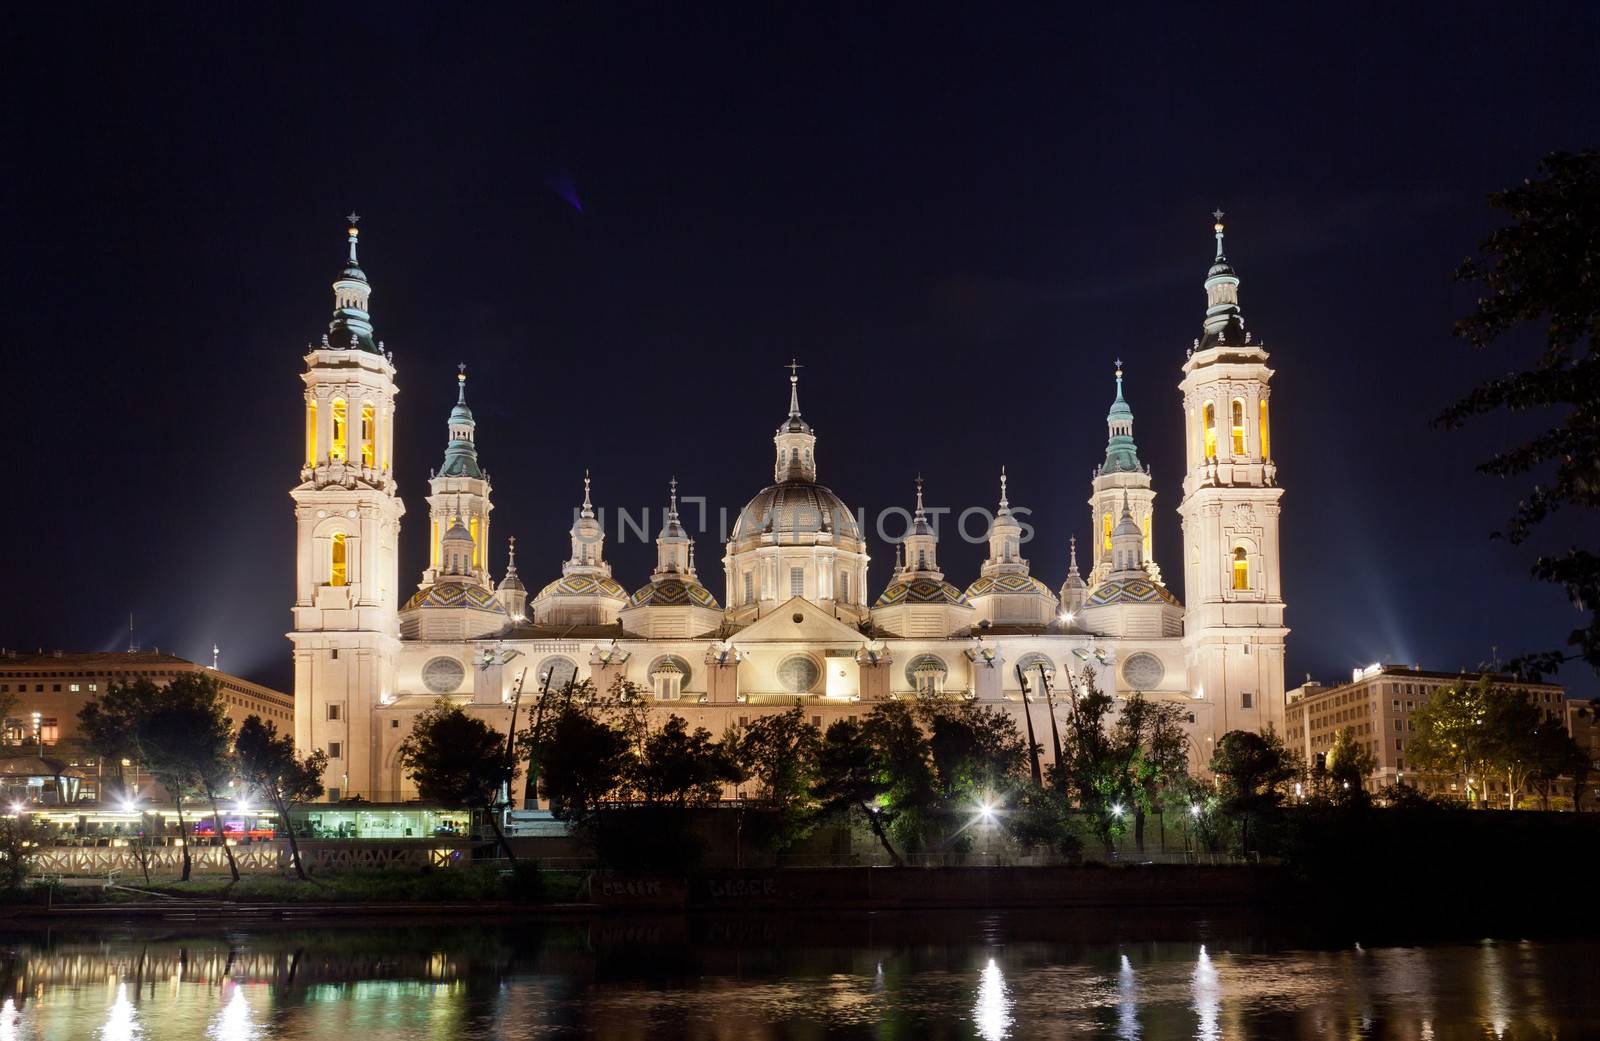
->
4, 5, 1597, 698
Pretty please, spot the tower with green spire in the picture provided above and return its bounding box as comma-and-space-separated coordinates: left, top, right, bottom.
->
290, 215, 406, 802
1086, 361, 1163, 587
421, 364, 493, 590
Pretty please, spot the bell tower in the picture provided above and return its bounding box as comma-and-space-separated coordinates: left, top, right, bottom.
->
288, 215, 405, 801
1177, 213, 1287, 742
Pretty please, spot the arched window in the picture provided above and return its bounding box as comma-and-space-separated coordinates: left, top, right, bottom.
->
1231, 399, 1246, 456
360, 404, 376, 467
1142, 513, 1152, 559
1203, 403, 1217, 460
305, 400, 317, 465
430, 520, 440, 568
330, 533, 348, 587
469, 516, 480, 569
1259, 399, 1271, 460
1102, 512, 1113, 552
330, 399, 348, 462
1232, 547, 1249, 590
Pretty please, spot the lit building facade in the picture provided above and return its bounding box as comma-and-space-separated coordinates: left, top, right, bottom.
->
1284, 663, 1580, 807
289, 216, 1290, 802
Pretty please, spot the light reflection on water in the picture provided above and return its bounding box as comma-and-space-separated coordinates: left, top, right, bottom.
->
0, 915, 1592, 1040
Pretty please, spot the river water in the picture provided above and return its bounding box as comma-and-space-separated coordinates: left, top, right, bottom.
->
0, 911, 1593, 1039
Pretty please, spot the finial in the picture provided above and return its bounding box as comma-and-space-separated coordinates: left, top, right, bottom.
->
895, 542, 904, 570
914, 473, 925, 515
456, 363, 467, 403
668, 476, 679, 515
999, 466, 1009, 510
786, 358, 803, 417
582, 469, 593, 514
346, 212, 361, 264
1069, 534, 1079, 570
1212, 209, 1226, 260
506, 535, 518, 568
1121, 490, 1132, 518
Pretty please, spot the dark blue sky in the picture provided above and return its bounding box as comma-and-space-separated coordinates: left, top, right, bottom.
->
3, 4, 1597, 697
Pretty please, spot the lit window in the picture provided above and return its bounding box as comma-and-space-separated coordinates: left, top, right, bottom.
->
1203, 403, 1217, 459
469, 516, 480, 569
360, 403, 376, 467
1102, 512, 1113, 552
330, 533, 348, 587
1259, 399, 1271, 460
1232, 547, 1249, 590
305, 399, 318, 465
1142, 513, 1152, 559
330, 399, 348, 461
1231, 399, 1246, 455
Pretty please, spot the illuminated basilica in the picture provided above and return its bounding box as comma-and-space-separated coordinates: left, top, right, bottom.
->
289, 217, 1287, 801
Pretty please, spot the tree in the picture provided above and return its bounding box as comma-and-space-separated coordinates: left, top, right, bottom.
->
1054, 669, 1127, 855
860, 702, 938, 856
77, 678, 159, 800
625, 715, 741, 807
1114, 693, 1191, 852
400, 700, 519, 862
1322, 726, 1377, 806
733, 704, 822, 850
813, 718, 902, 866
134, 674, 237, 882
0, 815, 40, 892
1210, 729, 1298, 853
918, 700, 1029, 807
1437, 150, 1600, 679
1409, 676, 1498, 807
530, 702, 629, 824
235, 716, 327, 880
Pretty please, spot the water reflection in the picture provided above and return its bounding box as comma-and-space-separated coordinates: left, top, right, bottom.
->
0, 913, 1592, 1040
1116, 953, 1138, 1041
101, 982, 137, 1041
1191, 945, 1219, 1041
973, 957, 1010, 1041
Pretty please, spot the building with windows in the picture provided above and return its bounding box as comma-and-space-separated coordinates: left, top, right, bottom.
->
1284, 663, 1581, 806
0, 650, 294, 804
289, 215, 1289, 802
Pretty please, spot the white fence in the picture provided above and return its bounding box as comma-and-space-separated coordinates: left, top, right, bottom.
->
30, 840, 472, 877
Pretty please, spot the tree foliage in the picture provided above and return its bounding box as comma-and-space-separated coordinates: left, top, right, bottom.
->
400, 699, 518, 859
1438, 150, 1600, 678
733, 704, 822, 850
1210, 729, 1298, 853
235, 715, 327, 879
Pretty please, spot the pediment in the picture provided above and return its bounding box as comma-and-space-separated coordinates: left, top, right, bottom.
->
731, 596, 869, 646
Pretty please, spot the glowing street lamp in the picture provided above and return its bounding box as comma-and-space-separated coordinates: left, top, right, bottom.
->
1189, 803, 1202, 818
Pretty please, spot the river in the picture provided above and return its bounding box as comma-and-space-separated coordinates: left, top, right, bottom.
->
0, 910, 1591, 1038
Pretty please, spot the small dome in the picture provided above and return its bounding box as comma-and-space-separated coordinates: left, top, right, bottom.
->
963, 573, 1055, 599
404, 581, 508, 613
627, 577, 721, 609
536, 574, 629, 601
874, 578, 969, 608
731, 480, 861, 541
1085, 575, 1179, 607
1208, 258, 1236, 278
1113, 512, 1141, 540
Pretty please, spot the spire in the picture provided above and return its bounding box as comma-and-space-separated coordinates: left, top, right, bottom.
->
327, 214, 379, 354
773, 359, 818, 480
1069, 534, 1081, 576
565, 470, 609, 575
498, 536, 525, 592
582, 469, 594, 518
438, 365, 483, 478
998, 466, 1010, 513
456, 363, 467, 405
1200, 210, 1245, 348
1099, 360, 1142, 475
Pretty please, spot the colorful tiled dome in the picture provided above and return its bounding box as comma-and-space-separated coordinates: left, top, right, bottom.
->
874, 578, 969, 608
403, 581, 507, 613
536, 574, 629, 600
1085, 575, 1179, 607
627, 577, 720, 609
963, 573, 1055, 599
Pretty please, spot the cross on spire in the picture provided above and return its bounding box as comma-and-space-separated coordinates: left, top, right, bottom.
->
786, 358, 803, 416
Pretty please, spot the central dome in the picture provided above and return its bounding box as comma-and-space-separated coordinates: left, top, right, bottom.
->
731, 480, 861, 542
